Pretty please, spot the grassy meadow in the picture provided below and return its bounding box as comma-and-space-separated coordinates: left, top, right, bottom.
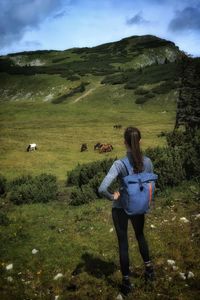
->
1, 180, 199, 299
0, 79, 176, 181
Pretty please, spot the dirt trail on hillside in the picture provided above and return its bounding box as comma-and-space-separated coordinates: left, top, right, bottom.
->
73, 86, 98, 103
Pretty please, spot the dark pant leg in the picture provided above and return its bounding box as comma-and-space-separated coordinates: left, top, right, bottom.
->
112, 208, 129, 276
130, 214, 150, 263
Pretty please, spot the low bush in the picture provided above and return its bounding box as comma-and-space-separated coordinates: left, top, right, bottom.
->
67, 158, 115, 187
67, 158, 116, 205
135, 96, 149, 105
0, 211, 10, 226
145, 146, 185, 190
0, 174, 7, 196
151, 80, 178, 94
52, 83, 86, 104
70, 184, 96, 206
134, 88, 149, 95
9, 174, 58, 205
101, 73, 126, 85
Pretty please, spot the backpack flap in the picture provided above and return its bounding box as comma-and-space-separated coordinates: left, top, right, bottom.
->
120, 158, 158, 215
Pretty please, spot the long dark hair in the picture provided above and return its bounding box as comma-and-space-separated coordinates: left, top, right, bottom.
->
124, 127, 143, 173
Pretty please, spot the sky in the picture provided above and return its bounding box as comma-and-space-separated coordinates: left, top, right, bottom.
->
0, 0, 200, 56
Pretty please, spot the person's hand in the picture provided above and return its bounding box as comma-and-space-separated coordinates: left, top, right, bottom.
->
113, 191, 120, 200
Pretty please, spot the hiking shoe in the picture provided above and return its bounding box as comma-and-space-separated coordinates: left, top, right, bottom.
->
120, 278, 134, 296
144, 266, 155, 282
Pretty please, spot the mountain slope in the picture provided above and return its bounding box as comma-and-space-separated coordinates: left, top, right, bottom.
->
0, 35, 184, 103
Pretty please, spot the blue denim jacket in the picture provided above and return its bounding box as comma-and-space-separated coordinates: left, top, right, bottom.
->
98, 152, 153, 208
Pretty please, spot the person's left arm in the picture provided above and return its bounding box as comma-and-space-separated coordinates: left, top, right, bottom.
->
98, 160, 122, 201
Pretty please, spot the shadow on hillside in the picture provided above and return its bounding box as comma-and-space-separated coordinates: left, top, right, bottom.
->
72, 252, 118, 280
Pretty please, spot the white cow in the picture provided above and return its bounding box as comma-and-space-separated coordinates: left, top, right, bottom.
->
27, 143, 38, 152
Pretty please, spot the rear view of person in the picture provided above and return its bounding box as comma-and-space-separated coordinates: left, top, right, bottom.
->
98, 127, 155, 295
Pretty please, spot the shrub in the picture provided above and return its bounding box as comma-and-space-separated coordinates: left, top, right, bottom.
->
67, 158, 116, 205
0, 211, 10, 226
0, 174, 7, 195
145, 146, 185, 190
151, 80, 177, 94
67, 158, 115, 187
134, 88, 149, 95
70, 184, 96, 206
9, 173, 58, 205
101, 73, 126, 85
135, 97, 149, 105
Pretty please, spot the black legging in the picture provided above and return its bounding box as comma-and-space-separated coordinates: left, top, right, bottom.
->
112, 208, 150, 276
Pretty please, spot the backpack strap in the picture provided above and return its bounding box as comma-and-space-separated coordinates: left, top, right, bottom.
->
121, 157, 133, 175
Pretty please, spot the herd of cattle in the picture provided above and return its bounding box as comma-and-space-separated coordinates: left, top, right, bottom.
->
27, 125, 122, 153
81, 142, 113, 153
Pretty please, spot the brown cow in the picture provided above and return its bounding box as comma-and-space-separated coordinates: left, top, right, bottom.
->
80, 143, 88, 152
99, 143, 113, 153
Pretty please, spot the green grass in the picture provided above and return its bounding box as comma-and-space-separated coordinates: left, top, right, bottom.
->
0, 82, 176, 180
0, 181, 199, 299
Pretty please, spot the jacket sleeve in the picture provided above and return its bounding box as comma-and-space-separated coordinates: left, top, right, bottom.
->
144, 157, 153, 173
98, 161, 122, 201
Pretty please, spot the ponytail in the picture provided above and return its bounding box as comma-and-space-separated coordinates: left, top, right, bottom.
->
124, 127, 143, 173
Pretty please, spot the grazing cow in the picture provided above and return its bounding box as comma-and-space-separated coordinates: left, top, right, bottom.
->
94, 143, 103, 150
26, 143, 37, 152
99, 143, 113, 153
113, 124, 122, 129
81, 143, 88, 152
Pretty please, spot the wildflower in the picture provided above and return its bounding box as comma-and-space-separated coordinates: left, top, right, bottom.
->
7, 276, 13, 282
188, 271, 194, 279
194, 214, 200, 220
167, 259, 175, 266
32, 249, 39, 254
116, 294, 123, 300
179, 272, 186, 280
6, 264, 13, 270
180, 217, 189, 223
54, 273, 63, 280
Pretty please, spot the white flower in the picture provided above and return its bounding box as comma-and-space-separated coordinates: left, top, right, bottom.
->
179, 272, 186, 280
180, 217, 189, 223
32, 249, 39, 254
54, 273, 63, 280
188, 271, 194, 279
172, 266, 179, 271
194, 214, 200, 220
6, 264, 13, 270
7, 276, 13, 282
55, 296, 59, 300
116, 294, 123, 300
172, 216, 176, 221
150, 224, 156, 229
167, 259, 175, 266
109, 228, 114, 233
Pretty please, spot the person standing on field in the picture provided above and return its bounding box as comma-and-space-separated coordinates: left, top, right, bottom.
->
98, 126, 155, 295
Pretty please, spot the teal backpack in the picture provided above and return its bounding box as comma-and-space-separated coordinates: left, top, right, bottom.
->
120, 157, 158, 215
